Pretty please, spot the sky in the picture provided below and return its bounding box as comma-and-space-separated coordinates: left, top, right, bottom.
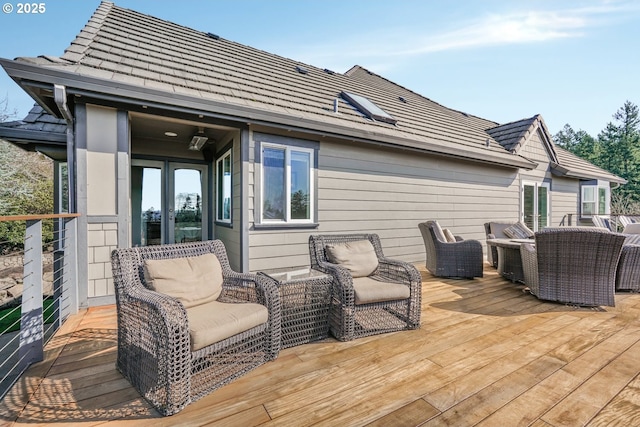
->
0, 0, 639, 137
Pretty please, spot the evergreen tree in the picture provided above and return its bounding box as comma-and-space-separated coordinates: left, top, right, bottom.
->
597, 101, 640, 201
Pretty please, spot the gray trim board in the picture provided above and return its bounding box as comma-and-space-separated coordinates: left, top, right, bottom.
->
241, 128, 250, 273
87, 295, 116, 307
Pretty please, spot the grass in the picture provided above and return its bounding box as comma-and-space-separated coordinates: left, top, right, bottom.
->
0, 297, 55, 333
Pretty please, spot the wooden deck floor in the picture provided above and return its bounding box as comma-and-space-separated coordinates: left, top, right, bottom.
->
3, 265, 640, 426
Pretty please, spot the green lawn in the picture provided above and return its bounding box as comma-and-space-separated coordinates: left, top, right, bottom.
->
0, 298, 55, 333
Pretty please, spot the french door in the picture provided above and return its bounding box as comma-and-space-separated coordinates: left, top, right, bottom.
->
131, 160, 208, 246
522, 181, 549, 232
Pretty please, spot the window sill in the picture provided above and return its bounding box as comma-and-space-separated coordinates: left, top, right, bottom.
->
215, 221, 233, 229
253, 222, 319, 230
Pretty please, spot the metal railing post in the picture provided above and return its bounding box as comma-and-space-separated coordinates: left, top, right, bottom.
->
19, 219, 44, 370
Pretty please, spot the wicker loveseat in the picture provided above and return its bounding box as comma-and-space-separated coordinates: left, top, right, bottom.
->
520, 227, 626, 307
111, 240, 280, 416
309, 234, 421, 341
418, 220, 483, 278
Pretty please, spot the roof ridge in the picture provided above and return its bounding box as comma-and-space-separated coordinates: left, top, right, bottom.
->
61, 1, 114, 62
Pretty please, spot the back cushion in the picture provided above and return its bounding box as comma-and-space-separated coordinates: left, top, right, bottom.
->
143, 253, 224, 308
503, 222, 535, 239
325, 239, 379, 278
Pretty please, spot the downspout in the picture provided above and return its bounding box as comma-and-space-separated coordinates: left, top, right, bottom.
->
54, 84, 76, 213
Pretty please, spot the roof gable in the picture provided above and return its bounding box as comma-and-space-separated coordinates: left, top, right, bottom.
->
486, 114, 558, 163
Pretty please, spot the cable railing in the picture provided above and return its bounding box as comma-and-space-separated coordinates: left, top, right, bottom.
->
0, 213, 79, 399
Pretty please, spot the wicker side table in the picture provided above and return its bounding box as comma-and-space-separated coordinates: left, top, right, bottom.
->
259, 268, 333, 349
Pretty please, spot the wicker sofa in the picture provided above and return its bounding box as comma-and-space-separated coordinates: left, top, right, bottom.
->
418, 220, 483, 278
111, 240, 281, 416
520, 227, 626, 307
309, 233, 421, 341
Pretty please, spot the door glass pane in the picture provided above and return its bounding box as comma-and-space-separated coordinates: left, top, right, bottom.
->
291, 151, 310, 220
217, 152, 232, 222
523, 185, 535, 230
174, 169, 203, 243
538, 186, 548, 229
131, 166, 162, 246
263, 147, 285, 220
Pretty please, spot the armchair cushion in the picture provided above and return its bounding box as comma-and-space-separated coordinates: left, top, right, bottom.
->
143, 253, 223, 308
325, 240, 379, 278
352, 277, 411, 305
443, 228, 457, 243
186, 300, 269, 351
503, 222, 535, 239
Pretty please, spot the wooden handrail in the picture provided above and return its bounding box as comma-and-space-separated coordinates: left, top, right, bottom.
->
0, 213, 81, 222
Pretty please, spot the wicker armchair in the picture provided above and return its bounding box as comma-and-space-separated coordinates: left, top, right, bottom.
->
111, 240, 280, 416
418, 221, 483, 278
520, 228, 626, 307
615, 235, 640, 291
484, 221, 517, 268
309, 234, 421, 341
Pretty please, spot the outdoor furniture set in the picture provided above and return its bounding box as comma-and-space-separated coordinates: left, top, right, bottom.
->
111, 234, 421, 415
484, 221, 640, 307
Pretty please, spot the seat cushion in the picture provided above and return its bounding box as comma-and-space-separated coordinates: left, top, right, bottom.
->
143, 253, 223, 308
325, 240, 379, 278
352, 277, 411, 305
503, 222, 535, 239
186, 300, 269, 351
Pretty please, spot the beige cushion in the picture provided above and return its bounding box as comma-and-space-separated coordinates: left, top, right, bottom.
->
431, 221, 447, 243
186, 300, 269, 351
325, 240, 379, 278
503, 222, 535, 239
352, 277, 411, 305
443, 228, 457, 243
623, 223, 640, 234
144, 253, 223, 308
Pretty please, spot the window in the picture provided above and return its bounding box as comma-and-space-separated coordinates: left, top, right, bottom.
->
261, 143, 313, 223
581, 182, 610, 217
341, 91, 397, 125
216, 149, 232, 223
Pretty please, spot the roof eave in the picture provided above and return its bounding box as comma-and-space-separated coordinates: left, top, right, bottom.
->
550, 163, 627, 184
1, 58, 536, 170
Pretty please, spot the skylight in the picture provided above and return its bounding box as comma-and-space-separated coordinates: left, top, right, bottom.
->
340, 91, 397, 125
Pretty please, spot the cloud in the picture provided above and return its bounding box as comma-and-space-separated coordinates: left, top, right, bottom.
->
282, 1, 639, 71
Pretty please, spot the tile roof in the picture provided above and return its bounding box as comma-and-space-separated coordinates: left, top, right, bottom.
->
487, 114, 625, 184
0, 104, 67, 134
0, 104, 67, 160
0, 1, 624, 183
4, 1, 535, 169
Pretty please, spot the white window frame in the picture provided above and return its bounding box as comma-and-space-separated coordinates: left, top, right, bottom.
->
581, 182, 610, 217
216, 149, 232, 224
260, 142, 315, 224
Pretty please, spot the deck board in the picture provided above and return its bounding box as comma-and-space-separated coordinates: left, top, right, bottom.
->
4, 264, 640, 426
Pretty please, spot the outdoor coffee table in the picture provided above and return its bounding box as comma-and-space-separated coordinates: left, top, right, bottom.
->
259, 268, 333, 349
486, 238, 533, 283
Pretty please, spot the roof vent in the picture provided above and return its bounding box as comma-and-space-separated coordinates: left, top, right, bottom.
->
341, 91, 397, 125
324, 68, 335, 75
399, 96, 407, 103
296, 66, 309, 75
206, 32, 220, 40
